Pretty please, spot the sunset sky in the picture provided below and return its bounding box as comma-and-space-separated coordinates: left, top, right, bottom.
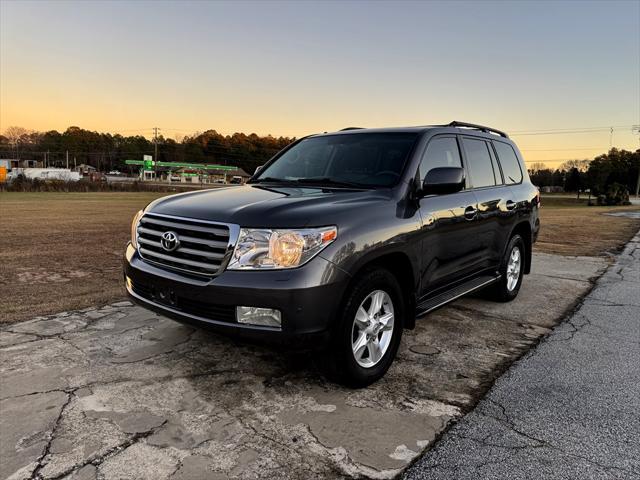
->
1, 0, 638, 166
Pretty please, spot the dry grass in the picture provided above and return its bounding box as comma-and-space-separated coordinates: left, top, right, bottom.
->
1, 192, 638, 324
536, 196, 640, 256
0, 192, 165, 323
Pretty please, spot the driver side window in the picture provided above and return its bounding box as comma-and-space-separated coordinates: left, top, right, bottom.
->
419, 137, 462, 184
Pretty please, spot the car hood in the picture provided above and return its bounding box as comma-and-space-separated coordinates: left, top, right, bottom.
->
146, 184, 391, 228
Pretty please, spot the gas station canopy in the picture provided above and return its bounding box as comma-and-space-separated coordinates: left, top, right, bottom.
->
125, 160, 239, 171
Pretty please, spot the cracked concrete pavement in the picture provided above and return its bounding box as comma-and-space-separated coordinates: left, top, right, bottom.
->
0, 252, 608, 480
404, 232, 640, 480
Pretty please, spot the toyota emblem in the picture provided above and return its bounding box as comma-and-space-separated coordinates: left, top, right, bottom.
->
160, 231, 180, 252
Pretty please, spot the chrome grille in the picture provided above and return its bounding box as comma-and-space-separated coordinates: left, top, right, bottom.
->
136, 213, 232, 276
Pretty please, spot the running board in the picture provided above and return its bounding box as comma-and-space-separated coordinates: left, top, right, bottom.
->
416, 275, 501, 316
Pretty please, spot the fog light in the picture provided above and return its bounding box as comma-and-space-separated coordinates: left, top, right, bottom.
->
236, 306, 282, 328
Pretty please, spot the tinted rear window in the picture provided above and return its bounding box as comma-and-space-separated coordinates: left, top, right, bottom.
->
462, 138, 496, 188
493, 141, 523, 184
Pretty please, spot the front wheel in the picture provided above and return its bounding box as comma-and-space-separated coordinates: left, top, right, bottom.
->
483, 234, 525, 302
325, 268, 404, 388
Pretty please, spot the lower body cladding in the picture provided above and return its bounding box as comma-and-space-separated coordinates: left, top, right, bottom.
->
123, 243, 350, 347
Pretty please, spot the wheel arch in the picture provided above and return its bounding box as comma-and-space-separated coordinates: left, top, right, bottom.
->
509, 221, 533, 274
342, 250, 418, 330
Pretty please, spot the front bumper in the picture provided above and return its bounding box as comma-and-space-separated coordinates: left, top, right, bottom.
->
123, 243, 350, 347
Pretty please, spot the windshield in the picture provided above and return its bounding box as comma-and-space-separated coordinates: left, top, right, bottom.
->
251, 132, 418, 188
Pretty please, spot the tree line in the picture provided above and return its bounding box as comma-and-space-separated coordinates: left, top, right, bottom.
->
527, 148, 639, 196
2, 125, 638, 195
0, 126, 295, 175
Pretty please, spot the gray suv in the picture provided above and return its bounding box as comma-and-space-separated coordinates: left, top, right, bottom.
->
124, 121, 540, 387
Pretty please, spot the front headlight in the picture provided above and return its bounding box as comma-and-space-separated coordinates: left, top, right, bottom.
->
228, 226, 337, 270
131, 209, 144, 249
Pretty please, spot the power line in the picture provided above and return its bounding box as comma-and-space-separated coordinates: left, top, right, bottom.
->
511, 126, 635, 136
510, 125, 634, 133
519, 146, 609, 152
111, 128, 156, 132
0, 149, 277, 160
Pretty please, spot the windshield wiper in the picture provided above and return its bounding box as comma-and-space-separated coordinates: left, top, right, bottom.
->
251, 176, 370, 189
250, 177, 298, 185
293, 177, 371, 189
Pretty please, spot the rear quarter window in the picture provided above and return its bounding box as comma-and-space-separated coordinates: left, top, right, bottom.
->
461, 137, 497, 188
493, 141, 523, 184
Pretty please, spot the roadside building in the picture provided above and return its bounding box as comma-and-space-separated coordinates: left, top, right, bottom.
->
73, 164, 97, 177
125, 159, 251, 184
224, 168, 250, 184
2, 159, 43, 169
10, 168, 81, 181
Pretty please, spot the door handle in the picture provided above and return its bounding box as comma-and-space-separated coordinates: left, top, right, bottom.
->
464, 205, 477, 220
505, 200, 516, 211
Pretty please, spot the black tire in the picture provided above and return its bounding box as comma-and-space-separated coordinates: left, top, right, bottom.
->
324, 268, 404, 388
483, 234, 526, 302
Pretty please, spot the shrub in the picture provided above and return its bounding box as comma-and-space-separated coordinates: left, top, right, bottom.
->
595, 182, 631, 206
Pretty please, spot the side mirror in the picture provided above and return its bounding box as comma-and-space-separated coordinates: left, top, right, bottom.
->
420, 167, 465, 197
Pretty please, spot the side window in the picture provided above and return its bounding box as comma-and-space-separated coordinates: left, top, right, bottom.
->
419, 137, 462, 183
493, 141, 523, 184
462, 138, 496, 188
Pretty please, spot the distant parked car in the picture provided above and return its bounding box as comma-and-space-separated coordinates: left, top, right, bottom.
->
230, 176, 243, 184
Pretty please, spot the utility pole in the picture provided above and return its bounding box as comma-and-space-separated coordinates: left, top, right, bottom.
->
633, 125, 640, 198
66, 150, 69, 169
609, 127, 613, 149
153, 127, 160, 181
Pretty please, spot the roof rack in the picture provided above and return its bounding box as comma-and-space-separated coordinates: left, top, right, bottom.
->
340, 127, 364, 131
447, 121, 508, 138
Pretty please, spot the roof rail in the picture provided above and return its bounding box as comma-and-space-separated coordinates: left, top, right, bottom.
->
340, 127, 364, 131
447, 121, 508, 138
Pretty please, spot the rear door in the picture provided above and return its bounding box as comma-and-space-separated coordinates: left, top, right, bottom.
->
492, 138, 530, 240
460, 136, 515, 268
417, 135, 482, 295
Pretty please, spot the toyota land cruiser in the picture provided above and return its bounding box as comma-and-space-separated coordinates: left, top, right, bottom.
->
124, 121, 540, 387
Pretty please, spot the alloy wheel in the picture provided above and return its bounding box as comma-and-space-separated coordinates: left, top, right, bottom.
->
351, 290, 395, 368
506, 246, 521, 292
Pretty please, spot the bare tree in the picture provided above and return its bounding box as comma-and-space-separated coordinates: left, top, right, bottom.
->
4, 126, 29, 159
559, 159, 590, 172
527, 162, 547, 174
